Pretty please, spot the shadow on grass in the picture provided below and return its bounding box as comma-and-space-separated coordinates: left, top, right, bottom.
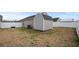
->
75, 28, 79, 46
18, 27, 53, 34
75, 35, 79, 46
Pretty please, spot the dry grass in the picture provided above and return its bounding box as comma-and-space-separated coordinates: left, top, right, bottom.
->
0, 27, 78, 47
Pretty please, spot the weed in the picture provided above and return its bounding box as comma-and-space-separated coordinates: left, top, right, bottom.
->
75, 35, 79, 46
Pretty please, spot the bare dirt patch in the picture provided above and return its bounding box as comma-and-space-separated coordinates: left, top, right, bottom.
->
0, 27, 78, 47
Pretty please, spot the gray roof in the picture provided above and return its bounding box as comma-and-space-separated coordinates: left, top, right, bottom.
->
42, 15, 60, 22
19, 15, 35, 22
19, 14, 59, 22
42, 15, 53, 20
0, 15, 2, 16
52, 18, 60, 22
2, 21, 20, 22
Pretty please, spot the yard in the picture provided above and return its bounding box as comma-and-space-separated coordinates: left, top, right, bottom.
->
0, 27, 78, 47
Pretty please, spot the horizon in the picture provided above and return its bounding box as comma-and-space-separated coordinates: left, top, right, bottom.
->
0, 12, 79, 21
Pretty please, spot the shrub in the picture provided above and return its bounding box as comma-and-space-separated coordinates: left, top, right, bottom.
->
75, 35, 79, 46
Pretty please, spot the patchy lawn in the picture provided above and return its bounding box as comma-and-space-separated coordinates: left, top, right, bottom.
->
0, 27, 78, 47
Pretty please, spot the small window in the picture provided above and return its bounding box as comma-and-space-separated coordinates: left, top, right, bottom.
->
11, 26, 15, 28
27, 25, 32, 29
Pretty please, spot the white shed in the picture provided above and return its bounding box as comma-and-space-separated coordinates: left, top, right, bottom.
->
33, 13, 54, 31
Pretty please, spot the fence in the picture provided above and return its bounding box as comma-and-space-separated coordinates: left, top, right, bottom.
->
53, 21, 79, 37
53, 21, 76, 28
76, 20, 79, 37
1, 22, 22, 28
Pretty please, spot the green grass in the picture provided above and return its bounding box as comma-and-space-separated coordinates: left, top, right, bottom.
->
75, 34, 79, 46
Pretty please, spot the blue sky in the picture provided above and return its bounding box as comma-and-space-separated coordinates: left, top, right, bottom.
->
48, 12, 79, 21
0, 12, 79, 21
0, 12, 36, 21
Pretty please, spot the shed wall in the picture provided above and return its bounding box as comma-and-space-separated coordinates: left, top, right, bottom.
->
43, 20, 53, 30
23, 20, 33, 27
33, 14, 44, 30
